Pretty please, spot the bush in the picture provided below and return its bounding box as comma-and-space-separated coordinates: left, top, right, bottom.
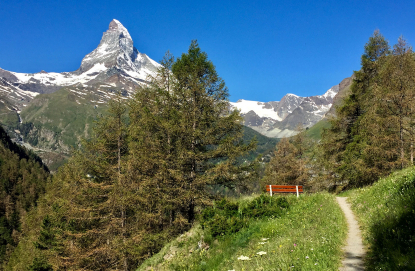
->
200, 195, 289, 238
242, 194, 289, 218
28, 257, 53, 271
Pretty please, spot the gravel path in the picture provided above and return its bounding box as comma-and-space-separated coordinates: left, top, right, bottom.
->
336, 197, 365, 271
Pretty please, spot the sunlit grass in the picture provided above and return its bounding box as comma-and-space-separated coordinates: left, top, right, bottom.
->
346, 167, 415, 270
137, 193, 346, 271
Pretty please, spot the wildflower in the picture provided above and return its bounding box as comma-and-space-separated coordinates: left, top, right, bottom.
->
315, 263, 318, 265
261, 238, 269, 241
237, 255, 251, 261
279, 245, 282, 248
257, 251, 267, 256
306, 256, 309, 259
294, 243, 297, 247
311, 248, 313, 250
258, 242, 267, 244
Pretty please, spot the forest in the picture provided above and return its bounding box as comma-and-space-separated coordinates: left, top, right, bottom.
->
264, 31, 415, 191
1, 30, 415, 270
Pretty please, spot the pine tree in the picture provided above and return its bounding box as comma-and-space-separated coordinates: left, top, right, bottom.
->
43, 94, 132, 270
318, 30, 391, 187
375, 36, 415, 168
263, 136, 308, 186
128, 41, 256, 228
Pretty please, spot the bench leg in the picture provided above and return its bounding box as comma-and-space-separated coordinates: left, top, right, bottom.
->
269, 185, 272, 197
296, 185, 299, 198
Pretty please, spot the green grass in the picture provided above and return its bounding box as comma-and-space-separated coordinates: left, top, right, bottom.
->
20, 87, 107, 151
137, 193, 347, 271
305, 119, 330, 141
344, 167, 415, 270
242, 126, 279, 162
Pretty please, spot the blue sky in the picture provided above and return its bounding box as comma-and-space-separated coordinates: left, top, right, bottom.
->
1, 0, 415, 102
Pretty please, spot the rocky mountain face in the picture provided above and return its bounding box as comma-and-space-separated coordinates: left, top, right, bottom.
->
0, 19, 160, 108
0, 19, 160, 169
230, 82, 345, 138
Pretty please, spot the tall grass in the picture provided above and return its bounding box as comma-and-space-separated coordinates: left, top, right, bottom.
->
138, 193, 346, 271
346, 167, 415, 270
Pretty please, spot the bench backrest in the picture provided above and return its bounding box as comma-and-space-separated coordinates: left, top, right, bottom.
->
266, 185, 303, 197
266, 185, 303, 193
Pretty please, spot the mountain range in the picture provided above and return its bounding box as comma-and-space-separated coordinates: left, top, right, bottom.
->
0, 19, 347, 168
230, 78, 352, 138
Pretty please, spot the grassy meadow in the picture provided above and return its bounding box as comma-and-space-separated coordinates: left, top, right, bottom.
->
138, 193, 347, 271
341, 167, 415, 270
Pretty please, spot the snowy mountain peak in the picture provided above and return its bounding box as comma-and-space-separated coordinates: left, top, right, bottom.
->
108, 19, 132, 40
229, 79, 349, 138
0, 19, 161, 105
76, 19, 160, 80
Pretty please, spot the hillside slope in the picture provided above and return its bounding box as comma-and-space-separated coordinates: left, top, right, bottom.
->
344, 167, 415, 270
0, 126, 50, 265
137, 193, 346, 271
305, 76, 353, 140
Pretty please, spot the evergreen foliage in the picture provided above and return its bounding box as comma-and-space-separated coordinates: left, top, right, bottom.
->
318, 31, 415, 188
200, 195, 289, 238
16, 41, 256, 270
28, 257, 53, 271
0, 125, 50, 266
262, 126, 310, 187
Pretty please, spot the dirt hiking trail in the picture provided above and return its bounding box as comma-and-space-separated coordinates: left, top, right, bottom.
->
336, 197, 365, 271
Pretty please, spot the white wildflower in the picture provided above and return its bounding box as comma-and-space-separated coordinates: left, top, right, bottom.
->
237, 255, 251, 261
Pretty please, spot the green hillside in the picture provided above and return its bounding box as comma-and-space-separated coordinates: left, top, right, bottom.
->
0, 96, 19, 130
341, 167, 415, 270
20, 87, 107, 152
16, 88, 277, 167
242, 126, 279, 161
305, 118, 330, 140
138, 193, 346, 271
0, 125, 50, 266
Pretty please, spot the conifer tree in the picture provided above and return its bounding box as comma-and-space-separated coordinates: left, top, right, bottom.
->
319, 30, 391, 187
43, 94, 133, 270
24, 42, 256, 270
375, 36, 415, 168
263, 132, 309, 186
128, 41, 256, 226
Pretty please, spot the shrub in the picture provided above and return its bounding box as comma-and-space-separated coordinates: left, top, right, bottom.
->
200, 195, 289, 238
242, 194, 289, 218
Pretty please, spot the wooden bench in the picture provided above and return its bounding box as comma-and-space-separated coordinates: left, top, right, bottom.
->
266, 185, 303, 197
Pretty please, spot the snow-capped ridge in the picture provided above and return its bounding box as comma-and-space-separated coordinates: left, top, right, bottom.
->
0, 19, 161, 99
230, 81, 343, 138
109, 19, 132, 40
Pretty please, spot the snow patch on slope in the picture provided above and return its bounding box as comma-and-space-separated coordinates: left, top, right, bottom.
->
230, 99, 283, 121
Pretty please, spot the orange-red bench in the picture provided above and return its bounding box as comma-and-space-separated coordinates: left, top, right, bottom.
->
266, 185, 303, 197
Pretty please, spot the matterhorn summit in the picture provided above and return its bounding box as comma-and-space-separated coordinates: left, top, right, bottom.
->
77, 19, 159, 80
0, 19, 160, 109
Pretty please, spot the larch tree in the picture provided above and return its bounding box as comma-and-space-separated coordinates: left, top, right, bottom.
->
318, 30, 391, 187
127, 41, 256, 228
263, 136, 308, 186
376, 36, 415, 168
38, 94, 133, 270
